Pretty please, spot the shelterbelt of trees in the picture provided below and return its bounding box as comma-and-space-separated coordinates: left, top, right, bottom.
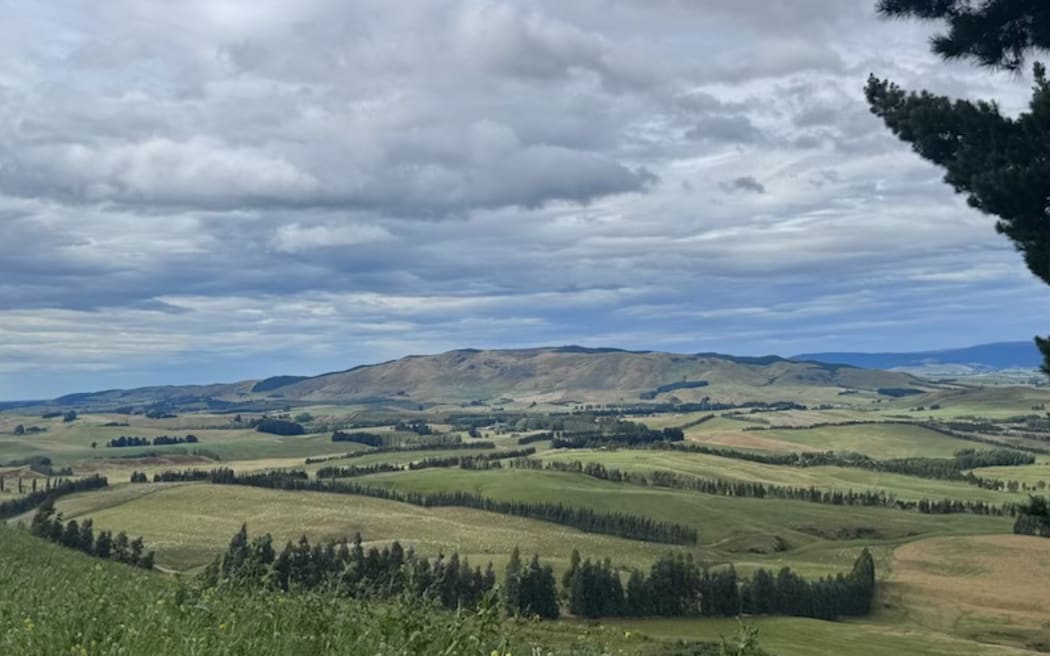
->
511, 458, 1019, 517
202, 525, 875, 622
315, 448, 536, 478
30, 499, 155, 570
207, 468, 698, 545
568, 439, 1036, 487
0, 475, 108, 519
305, 440, 498, 465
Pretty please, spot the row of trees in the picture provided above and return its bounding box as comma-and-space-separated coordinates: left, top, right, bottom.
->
29, 500, 154, 569
201, 526, 874, 624
131, 469, 213, 483
626, 441, 1032, 487
207, 468, 697, 545
549, 427, 684, 449
106, 434, 199, 448
304, 440, 498, 464
203, 526, 497, 611
512, 458, 1016, 517
331, 431, 385, 446
315, 448, 537, 479
0, 475, 108, 519
563, 549, 875, 621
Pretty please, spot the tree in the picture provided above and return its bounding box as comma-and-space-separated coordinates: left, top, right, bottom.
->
95, 530, 113, 559
62, 411, 77, 423
867, 1, 1050, 373
519, 554, 559, 619
13, 424, 24, 436
875, 1, 1050, 71
502, 547, 522, 616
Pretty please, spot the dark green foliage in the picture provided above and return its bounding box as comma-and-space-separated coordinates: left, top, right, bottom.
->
639, 380, 709, 400
62, 411, 77, 423
564, 549, 877, 621
551, 427, 684, 449
332, 431, 385, 446
1014, 495, 1050, 536
254, 419, 306, 436
204, 526, 497, 612
877, 0, 1050, 71
107, 434, 199, 448
29, 501, 153, 569
0, 475, 108, 519
13, 424, 24, 436
876, 388, 923, 398
502, 548, 558, 619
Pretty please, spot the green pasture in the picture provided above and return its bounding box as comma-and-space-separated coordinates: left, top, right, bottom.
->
537, 449, 1027, 504
722, 423, 975, 458
355, 468, 1011, 563
36, 482, 699, 574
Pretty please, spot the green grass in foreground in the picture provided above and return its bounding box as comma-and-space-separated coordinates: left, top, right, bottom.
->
0, 523, 676, 656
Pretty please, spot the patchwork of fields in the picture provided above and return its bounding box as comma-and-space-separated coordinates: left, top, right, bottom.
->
3, 385, 1050, 655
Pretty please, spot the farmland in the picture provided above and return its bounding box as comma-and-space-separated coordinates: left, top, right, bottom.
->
3, 368, 1050, 655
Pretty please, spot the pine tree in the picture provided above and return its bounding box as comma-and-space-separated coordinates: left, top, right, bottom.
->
112, 532, 130, 564
503, 546, 522, 616
94, 531, 113, 559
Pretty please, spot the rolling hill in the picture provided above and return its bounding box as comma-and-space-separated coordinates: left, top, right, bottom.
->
24, 346, 933, 411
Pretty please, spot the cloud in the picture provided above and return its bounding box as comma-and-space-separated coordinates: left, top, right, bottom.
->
724, 176, 766, 194
270, 222, 394, 253
0, 0, 1046, 398
685, 115, 763, 143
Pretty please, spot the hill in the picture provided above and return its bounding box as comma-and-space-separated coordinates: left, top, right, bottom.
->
793, 342, 1041, 373
23, 347, 933, 411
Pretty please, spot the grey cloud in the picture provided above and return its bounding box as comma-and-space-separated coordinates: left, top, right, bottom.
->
685, 115, 762, 143
724, 176, 765, 194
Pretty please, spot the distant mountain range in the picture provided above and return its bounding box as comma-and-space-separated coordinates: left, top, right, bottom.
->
11, 346, 933, 412
793, 341, 1041, 373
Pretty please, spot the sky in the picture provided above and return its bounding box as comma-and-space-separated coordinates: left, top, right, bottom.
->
2, 0, 1048, 400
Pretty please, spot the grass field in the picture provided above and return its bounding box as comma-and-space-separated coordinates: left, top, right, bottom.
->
615, 616, 1030, 656
883, 534, 1050, 651
970, 463, 1050, 487
36, 482, 695, 574
686, 422, 975, 458
354, 468, 1011, 567
2, 397, 1046, 656
537, 449, 1027, 504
